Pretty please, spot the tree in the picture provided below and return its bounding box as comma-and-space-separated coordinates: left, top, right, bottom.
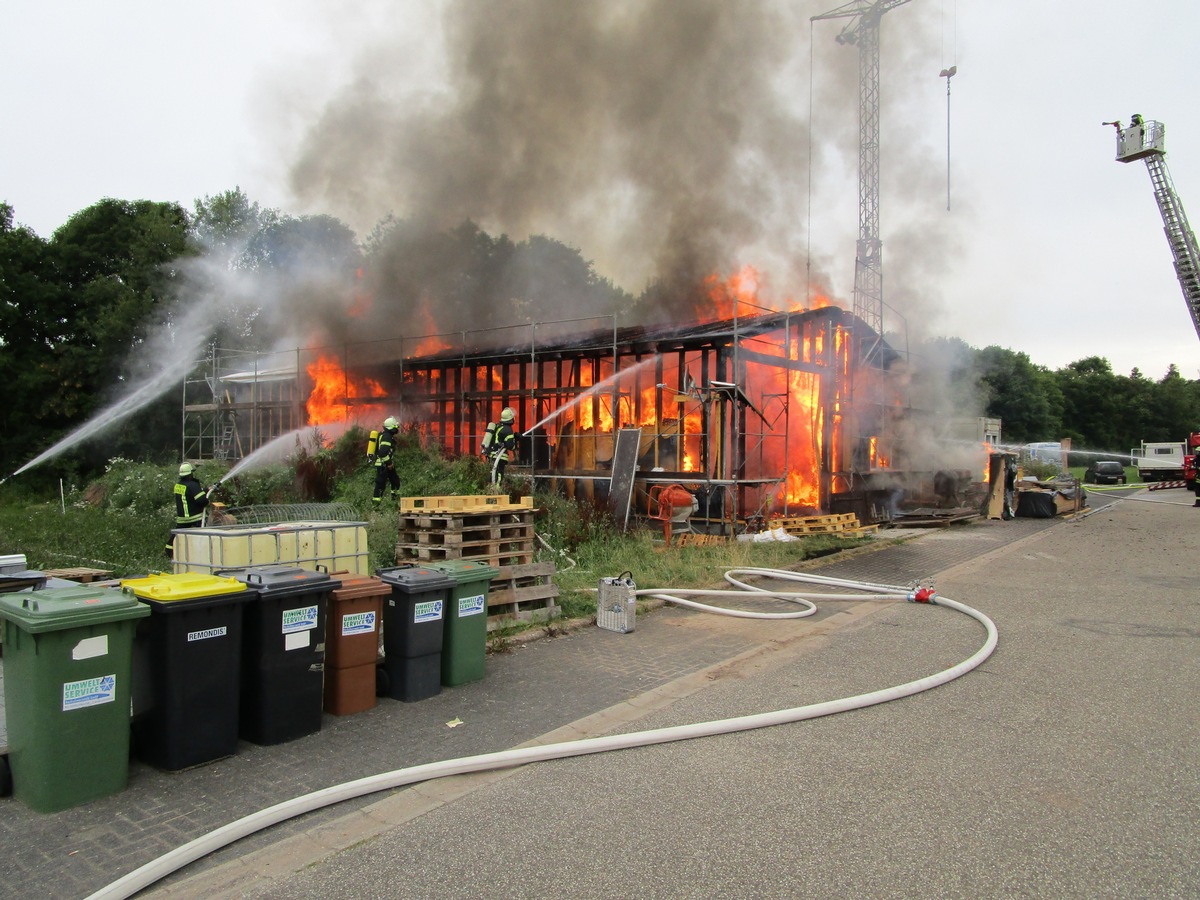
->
974, 346, 1061, 443
0, 203, 68, 477
192, 186, 278, 268
1054, 356, 1123, 452
44, 199, 192, 474
1150, 364, 1200, 441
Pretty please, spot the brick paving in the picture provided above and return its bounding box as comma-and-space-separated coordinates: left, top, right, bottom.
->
0, 512, 1066, 899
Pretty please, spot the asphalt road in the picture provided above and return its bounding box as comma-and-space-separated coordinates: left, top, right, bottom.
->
145, 490, 1200, 899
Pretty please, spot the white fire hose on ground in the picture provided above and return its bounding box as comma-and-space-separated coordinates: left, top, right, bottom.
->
87, 568, 997, 900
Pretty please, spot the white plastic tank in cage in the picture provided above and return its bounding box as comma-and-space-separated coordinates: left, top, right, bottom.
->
596, 572, 637, 633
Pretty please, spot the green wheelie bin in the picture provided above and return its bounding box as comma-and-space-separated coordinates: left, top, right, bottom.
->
0, 585, 150, 813
426, 560, 499, 686
377, 565, 454, 702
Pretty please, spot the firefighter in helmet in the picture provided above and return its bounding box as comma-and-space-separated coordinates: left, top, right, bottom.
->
372, 416, 401, 508
166, 462, 211, 558
481, 407, 518, 487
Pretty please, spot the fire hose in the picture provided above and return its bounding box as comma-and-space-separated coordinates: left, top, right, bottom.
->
87, 568, 996, 900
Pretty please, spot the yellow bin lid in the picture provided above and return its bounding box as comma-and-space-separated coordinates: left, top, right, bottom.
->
121, 572, 248, 602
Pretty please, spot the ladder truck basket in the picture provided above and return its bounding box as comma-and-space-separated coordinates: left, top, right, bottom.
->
597, 573, 637, 634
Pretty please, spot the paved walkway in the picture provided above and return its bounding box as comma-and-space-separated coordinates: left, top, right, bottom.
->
8, 490, 1197, 898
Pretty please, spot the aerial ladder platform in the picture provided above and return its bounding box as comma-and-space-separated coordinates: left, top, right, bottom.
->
1108, 117, 1200, 341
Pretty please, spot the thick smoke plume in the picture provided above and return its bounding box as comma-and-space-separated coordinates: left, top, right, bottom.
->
286, 0, 944, 337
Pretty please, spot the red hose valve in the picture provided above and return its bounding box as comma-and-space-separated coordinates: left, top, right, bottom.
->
907, 586, 936, 604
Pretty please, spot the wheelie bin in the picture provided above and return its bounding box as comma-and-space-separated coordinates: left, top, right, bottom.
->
426, 560, 499, 686
377, 565, 454, 702
120, 572, 254, 770
324, 576, 388, 716
228, 565, 340, 745
0, 585, 149, 812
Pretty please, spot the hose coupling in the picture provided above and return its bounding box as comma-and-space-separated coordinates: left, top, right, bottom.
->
907, 586, 937, 604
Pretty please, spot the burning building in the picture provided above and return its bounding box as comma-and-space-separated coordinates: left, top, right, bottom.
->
182, 292, 935, 529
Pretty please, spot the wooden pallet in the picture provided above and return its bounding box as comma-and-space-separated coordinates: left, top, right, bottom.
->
42, 567, 114, 583
397, 520, 533, 547
486, 561, 560, 630
674, 533, 728, 547
399, 494, 535, 512
843, 524, 880, 536
397, 542, 535, 567
765, 512, 863, 536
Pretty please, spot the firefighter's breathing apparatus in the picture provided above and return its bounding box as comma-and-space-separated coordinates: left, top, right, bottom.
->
366, 430, 379, 462
88, 567, 996, 900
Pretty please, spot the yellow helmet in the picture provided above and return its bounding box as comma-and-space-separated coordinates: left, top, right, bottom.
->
383, 416, 399, 429
178, 462, 194, 477
500, 407, 515, 423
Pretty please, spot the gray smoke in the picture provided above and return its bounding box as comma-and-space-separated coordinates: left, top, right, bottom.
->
287, 0, 945, 321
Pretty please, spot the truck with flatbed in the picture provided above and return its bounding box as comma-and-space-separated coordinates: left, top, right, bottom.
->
1129, 441, 1187, 482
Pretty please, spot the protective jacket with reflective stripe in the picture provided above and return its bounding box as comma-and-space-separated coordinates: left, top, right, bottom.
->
174, 476, 208, 525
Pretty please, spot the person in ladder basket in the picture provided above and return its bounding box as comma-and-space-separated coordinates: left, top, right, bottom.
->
166, 462, 212, 558
481, 407, 518, 487
371, 416, 401, 508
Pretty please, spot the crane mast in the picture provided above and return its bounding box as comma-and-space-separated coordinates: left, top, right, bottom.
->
1110, 117, 1200, 341
812, 0, 913, 364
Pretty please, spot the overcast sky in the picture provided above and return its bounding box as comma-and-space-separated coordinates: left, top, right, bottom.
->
3, 1, 1198, 379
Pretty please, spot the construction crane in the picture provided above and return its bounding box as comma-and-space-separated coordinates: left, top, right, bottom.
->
1106, 116, 1200, 341
812, 0, 913, 364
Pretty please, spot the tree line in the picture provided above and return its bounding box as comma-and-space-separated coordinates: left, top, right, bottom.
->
910, 337, 1199, 457
1, 189, 1196, 485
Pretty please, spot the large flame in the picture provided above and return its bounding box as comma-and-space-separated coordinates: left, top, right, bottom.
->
306, 355, 388, 425
413, 305, 451, 356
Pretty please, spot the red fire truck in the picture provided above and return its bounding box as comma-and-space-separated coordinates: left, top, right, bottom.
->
1186, 432, 1200, 494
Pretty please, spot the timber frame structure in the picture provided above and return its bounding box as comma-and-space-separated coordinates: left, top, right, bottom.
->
183, 307, 903, 528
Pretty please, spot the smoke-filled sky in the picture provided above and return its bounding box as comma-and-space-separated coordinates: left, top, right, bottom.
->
3, 0, 1199, 378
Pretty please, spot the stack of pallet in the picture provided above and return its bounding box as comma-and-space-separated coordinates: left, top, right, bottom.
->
395, 495, 559, 630
765, 512, 879, 538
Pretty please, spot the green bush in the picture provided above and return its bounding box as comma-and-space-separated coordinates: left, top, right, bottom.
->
0, 443, 877, 635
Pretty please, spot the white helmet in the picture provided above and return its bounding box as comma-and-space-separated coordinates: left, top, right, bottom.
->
178, 462, 194, 477
500, 407, 515, 423
383, 416, 399, 429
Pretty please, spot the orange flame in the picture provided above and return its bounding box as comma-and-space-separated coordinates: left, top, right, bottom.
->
413, 305, 451, 356
306, 355, 387, 425
347, 267, 371, 318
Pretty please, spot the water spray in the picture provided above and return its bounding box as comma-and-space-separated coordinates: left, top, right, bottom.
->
216, 423, 351, 487
522, 356, 660, 437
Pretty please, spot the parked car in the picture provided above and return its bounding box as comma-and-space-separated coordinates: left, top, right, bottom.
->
1084, 460, 1127, 485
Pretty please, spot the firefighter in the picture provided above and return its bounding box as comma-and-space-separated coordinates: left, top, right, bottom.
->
372, 415, 401, 508
166, 462, 211, 558
481, 407, 518, 487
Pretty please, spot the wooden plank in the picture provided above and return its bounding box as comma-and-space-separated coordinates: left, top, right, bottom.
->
674, 533, 727, 547
398, 511, 534, 531
492, 561, 556, 581
397, 544, 536, 566
399, 494, 534, 512
768, 513, 857, 528
843, 524, 880, 536
487, 582, 560, 607
42, 567, 114, 583
397, 523, 534, 546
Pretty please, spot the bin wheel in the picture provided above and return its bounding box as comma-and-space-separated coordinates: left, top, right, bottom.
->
375, 665, 390, 697
0, 756, 11, 798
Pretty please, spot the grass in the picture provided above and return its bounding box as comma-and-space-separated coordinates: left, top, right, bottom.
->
552, 529, 871, 620
0, 438, 883, 636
